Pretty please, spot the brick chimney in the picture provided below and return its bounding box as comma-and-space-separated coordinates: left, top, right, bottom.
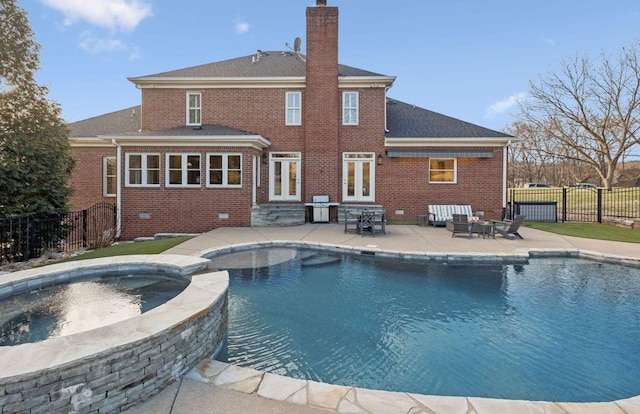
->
304, 0, 339, 202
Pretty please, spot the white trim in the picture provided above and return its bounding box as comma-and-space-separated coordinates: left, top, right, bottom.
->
285, 91, 302, 126
385, 137, 519, 147
103, 156, 117, 197
166, 153, 202, 188
186, 91, 202, 126
206, 153, 242, 188
342, 152, 375, 202
125, 153, 161, 187
342, 91, 359, 126
96, 135, 270, 150
127, 75, 396, 89
269, 152, 301, 201
428, 158, 457, 184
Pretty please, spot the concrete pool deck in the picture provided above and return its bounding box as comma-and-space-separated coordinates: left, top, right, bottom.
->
125, 223, 640, 414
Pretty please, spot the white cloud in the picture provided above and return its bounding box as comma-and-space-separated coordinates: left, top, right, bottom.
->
486, 93, 528, 117
39, 0, 153, 32
80, 34, 125, 54
234, 20, 250, 34
79, 32, 140, 60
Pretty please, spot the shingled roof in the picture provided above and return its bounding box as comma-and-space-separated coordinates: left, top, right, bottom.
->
69, 106, 256, 138
385, 99, 511, 139
69, 106, 141, 138
129, 51, 385, 80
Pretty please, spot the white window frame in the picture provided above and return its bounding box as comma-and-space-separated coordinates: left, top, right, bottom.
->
342, 152, 375, 202
342, 91, 359, 125
285, 91, 302, 125
103, 156, 116, 197
429, 158, 457, 184
206, 153, 242, 188
269, 152, 301, 201
186, 92, 202, 126
125, 153, 160, 187
166, 153, 202, 188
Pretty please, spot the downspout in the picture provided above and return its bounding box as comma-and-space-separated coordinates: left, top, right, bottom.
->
111, 139, 122, 239
503, 141, 511, 218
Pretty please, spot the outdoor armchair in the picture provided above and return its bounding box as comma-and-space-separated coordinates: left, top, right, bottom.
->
492, 214, 526, 239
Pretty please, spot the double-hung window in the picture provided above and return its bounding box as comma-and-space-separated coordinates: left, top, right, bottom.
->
167, 154, 201, 187
343, 91, 359, 125
207, 154, 242, 187
126, 154, 160, 187
285, 91, 301, 125
187, 92, 201, 126
103, 156, 116, 197
429, 158, 456, 183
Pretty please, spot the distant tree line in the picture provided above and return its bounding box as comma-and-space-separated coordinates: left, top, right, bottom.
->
505, 40, 640, 190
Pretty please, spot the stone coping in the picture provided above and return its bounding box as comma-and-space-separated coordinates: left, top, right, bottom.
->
0, 255, 223, 379
197, 241, 640, 414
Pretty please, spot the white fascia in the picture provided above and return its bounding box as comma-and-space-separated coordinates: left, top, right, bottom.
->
128, 76, 307, 89
385, 136, 522, 147
97, 135, 271, 150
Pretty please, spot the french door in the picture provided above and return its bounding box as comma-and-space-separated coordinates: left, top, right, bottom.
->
269, 152, 301, 201
342, 153, 375, 202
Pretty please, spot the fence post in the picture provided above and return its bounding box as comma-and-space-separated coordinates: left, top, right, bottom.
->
597, 189, 602, 223
562, 187, 567, 223
82, 208, 88, 248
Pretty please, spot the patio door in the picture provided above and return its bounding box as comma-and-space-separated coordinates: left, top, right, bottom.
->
342, 153, 375, 202
269, 152, 301, 201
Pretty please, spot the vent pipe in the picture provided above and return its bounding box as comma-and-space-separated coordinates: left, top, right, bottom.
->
317, 0, 326, 6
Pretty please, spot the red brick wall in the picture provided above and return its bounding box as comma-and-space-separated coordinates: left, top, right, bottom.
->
119, 145, 259, 240
376, 148, 505, 222
69, 146, 117, 210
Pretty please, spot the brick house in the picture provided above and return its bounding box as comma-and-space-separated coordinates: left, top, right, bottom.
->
69, 0, 514, 240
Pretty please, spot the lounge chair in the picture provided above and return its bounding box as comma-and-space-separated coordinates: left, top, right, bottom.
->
492, 215, 526, 239
446, 214, 471, 238
428, 205, 473, 227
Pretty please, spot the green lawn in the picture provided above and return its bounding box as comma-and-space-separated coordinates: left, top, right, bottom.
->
525, 222, 640, 243
63, 236, 193, 261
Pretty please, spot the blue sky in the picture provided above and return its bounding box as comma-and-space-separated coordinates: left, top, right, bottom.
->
20, 0, 640, 132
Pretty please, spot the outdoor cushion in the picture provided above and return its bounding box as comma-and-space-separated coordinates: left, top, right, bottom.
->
428, 205, 473, 226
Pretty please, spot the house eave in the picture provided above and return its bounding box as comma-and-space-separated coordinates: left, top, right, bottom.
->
127, 75, 396, 89
385, 136, 519, 147
128, 76, 308, 89
98, 134, 271, 150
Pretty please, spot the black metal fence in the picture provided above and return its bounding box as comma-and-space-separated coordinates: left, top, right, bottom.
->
0, 203, 117, 264
507, 187, 640, 222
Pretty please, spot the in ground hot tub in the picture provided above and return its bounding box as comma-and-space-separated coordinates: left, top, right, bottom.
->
0, 255, 229, 413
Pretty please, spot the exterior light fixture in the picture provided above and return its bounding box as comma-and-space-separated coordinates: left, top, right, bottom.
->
377, 154, 383, 165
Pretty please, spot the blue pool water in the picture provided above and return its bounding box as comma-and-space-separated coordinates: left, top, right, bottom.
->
212, 248, 640, 402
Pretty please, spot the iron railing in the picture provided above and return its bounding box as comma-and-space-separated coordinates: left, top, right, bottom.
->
0, 203, 117, 264
507, 187, 640, 222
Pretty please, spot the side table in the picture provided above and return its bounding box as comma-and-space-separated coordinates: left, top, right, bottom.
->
417, 214, 428, 226
478, 221, 495, 239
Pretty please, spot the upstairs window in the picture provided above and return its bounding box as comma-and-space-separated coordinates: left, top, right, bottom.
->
126, 154, 160, 187
343, 91, 359, 125
286, 91, 302, 125
207, 154, 242, 187
167, 154, 201, 187
187, 92, 201, 126
103, 156, 116, 197
429, 158, 456, 183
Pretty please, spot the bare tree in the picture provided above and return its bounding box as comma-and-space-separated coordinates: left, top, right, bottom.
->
519, 42, 640, 189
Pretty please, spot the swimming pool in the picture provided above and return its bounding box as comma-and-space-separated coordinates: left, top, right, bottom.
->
212, 247, 640, 403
